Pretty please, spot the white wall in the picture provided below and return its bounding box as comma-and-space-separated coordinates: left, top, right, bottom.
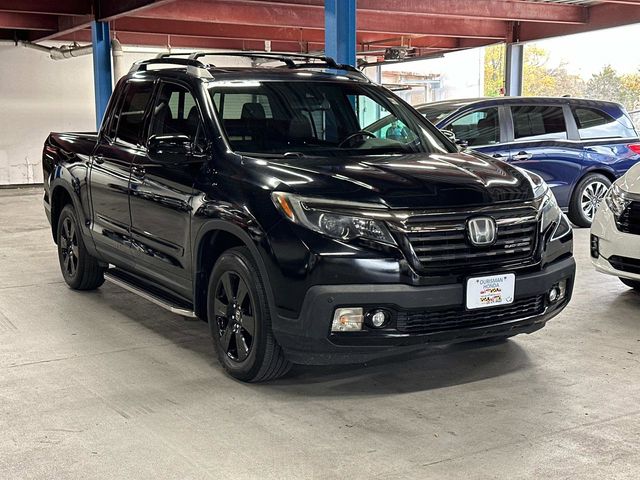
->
0, 43, 95, 185
0, 42, 250, 185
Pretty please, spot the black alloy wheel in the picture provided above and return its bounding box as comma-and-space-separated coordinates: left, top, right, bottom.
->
214, 271, 256, 362
207, 247, 290, 382
56, 204, 104, 290
59, 215, 79, 278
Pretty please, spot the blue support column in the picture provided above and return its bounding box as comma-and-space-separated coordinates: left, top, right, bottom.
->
324, 0, 356, 66
91, 21, 112, 130
505, 43, 524, 97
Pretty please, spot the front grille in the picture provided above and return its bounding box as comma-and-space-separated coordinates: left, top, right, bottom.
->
403, 206, 539, 272
608, 255, 640, 274
617, 201, 640, 235
396, 295, 545, 334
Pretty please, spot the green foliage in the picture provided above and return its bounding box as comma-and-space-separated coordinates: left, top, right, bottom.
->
483, 43, 585, 98
483, 44, 640, 112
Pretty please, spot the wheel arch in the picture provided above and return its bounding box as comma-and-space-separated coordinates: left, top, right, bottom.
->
50, 184, 75, 243
193, 222, 276, 322
570, 167, 616, 202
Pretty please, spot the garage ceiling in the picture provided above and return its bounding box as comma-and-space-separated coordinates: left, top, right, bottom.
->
1, 0, 639, 58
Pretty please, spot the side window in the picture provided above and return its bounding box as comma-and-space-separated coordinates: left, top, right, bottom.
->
444, 108, 500, 146
357, 95, 417, 144
573, 107, 631, 139
511, 105, 567, 141
149, 82, 206, 151
115, 80, 154, 145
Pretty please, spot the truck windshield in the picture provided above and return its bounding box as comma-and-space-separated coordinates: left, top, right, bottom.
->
208, 81, 453, 157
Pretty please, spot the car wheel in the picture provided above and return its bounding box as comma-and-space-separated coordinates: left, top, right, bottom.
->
57, 204, 105, 290
207, 246, 291, 382
568, 173, 611, 227
620, 277, 640, 291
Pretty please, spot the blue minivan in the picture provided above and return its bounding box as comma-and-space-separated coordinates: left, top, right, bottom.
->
369, 97, 640, 226
416, 97, 640, 227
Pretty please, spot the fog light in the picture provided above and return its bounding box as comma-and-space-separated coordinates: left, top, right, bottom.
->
590, 235, 599, 259
331, 307, 363, 332
366, 309, 390, 329
557, 279, 567, 301
548, 287, 559, 303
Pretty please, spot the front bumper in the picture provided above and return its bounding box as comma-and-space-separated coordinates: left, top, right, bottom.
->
591, 202, 640, 282
273, 255, 576, 365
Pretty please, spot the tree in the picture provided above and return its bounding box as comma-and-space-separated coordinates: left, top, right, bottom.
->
483, 44, 585, 98
483, 44, 504, 97
586, 65, 623, 102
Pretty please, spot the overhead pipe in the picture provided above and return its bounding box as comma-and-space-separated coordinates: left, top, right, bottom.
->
111, 38, 127, 81
20, 41, 92, 60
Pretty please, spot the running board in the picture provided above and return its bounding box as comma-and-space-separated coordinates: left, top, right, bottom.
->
104, 269, 197, 318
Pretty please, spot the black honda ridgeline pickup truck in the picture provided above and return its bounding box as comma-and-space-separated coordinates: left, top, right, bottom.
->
43, 53, 575, 382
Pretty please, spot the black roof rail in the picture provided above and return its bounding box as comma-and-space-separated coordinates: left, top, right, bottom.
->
191, 51, 368, 80
129, 56, 213, 78
130, 51, 369, 81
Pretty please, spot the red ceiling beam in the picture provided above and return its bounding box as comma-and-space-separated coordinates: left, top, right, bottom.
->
97, 0, 176, 21
0, 12, 57, 30
242, 0, 587, 24
0, 0, 90, 16
519, 3, 640, 41
58, 29, 322, 52
134, 0, 508, 39
112, 17, 464, 49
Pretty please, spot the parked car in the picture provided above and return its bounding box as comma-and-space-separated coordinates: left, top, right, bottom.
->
42, 52, 575, 382
590, 162, 640, 291
368, 97, 640, 227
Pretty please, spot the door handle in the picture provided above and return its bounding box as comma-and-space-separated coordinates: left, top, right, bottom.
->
512, 151, 532, 161
93, 155, 105, 165
492, 153, 505, 159
131, 165, 146, 179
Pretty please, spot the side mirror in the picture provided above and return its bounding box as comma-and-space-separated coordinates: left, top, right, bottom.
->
147, 134, 192, 163
441, 129, 468, 150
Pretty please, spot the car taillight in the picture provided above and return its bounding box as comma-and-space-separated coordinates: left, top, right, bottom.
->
627, 143, 640, 154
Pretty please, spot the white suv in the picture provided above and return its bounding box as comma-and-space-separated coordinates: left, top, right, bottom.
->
591, 163, 640, 291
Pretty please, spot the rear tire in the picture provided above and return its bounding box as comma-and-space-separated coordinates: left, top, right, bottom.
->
207, 246, 291, 382
56, 204, 104, 290
620, 277, 640, 291
568, 173, 611, 227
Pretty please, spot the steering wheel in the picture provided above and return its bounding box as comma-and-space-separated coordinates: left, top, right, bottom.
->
338, 130, 377, 148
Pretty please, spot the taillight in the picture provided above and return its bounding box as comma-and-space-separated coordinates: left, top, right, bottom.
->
627, 143, 640, 154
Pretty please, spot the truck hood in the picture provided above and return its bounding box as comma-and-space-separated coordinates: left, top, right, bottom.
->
245, 150, 535, 209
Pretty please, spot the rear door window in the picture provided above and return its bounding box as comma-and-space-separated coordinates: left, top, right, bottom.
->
573, 107, 633, 139
443, 107, 500, 146
511, 105, 567, 141
115, 80, 155, 146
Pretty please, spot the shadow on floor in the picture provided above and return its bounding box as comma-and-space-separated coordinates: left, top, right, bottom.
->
89, 283, 534, 395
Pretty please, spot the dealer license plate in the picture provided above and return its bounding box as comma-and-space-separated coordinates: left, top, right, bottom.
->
466, 274, 515, 310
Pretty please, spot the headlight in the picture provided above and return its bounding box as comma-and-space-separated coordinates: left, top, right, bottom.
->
272, 192, 396, 245
539, 184, 572, 241
605, 183, 631, 217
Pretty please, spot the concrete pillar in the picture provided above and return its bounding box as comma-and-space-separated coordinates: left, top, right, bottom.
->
505, 43, 524, 96
91, 21, 112, 130
324, 0, 356, 66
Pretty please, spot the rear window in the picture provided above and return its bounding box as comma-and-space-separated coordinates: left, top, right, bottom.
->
573, 107, 635, 140
511, 105, 567, 141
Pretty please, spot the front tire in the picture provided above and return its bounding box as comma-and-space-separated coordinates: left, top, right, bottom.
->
620, 277, 640, 291
56, 204, 104, 290
207, 247, 291, 382
568, 173, 611, 227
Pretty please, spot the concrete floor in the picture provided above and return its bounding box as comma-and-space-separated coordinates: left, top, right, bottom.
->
1, 187, 639, 480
